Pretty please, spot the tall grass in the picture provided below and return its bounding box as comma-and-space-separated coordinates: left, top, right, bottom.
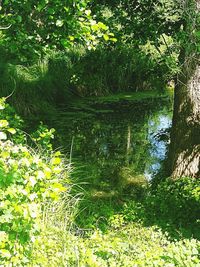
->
76, 46, 165, 95
0, 45, 168, 115
0, 60, 54, 115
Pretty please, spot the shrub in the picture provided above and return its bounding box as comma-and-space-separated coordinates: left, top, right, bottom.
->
68, 225, 200, 267
147, 177, 200, 226
0, 98, 68, 266
30, 219, 200, 267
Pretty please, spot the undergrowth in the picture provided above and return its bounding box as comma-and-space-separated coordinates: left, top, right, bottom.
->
0, 45, 172, 116
0, 98, 69, 266
1, 97, 200, 266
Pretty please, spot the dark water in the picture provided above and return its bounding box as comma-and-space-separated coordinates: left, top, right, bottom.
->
53, 96, 172, 194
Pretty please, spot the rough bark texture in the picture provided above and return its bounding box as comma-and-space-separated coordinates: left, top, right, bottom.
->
169, 61, 200, 178
168, 0, 200, 178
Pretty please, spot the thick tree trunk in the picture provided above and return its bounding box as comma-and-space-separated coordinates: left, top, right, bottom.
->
168, 0, 200, 178
169, 60, 200, 178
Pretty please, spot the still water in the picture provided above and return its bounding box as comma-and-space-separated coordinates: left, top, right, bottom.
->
53, 96, 172, 194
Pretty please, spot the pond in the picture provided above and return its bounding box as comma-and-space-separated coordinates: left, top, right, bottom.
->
52, 93, 172, 197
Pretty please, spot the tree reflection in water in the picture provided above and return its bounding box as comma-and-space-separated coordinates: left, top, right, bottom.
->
53, 98, 172, 196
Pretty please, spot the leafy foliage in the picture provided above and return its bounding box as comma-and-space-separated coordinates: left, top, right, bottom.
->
0, 98, 68, 266
31, 206, 200, 267
147, 177, 200, 226
0, 97, 24, 142
0, 100, 200, 266
0, 0, 199, 265
0, 0, 114, 60
73, 227, 200, 267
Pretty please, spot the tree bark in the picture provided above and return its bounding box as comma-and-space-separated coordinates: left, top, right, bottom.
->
168, 0, 200, 178
169, 60, 200, 178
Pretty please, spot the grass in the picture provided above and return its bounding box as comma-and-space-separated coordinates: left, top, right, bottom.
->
0, 45, 173, 118
32, 177, 200, 266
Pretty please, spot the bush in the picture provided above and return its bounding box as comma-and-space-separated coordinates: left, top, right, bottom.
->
147, 177, 200, 226
60, 225, 200, 267
30, 220, 200, 267
0, 98, 68, 266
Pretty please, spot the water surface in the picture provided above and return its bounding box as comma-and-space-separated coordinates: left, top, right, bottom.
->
53, 95, 172, 195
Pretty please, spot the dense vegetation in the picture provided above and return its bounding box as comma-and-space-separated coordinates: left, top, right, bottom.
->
0, 0, 199, 266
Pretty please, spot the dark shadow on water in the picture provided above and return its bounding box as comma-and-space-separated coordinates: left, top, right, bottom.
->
46, 97, 180, 236
51, 97, 200, 242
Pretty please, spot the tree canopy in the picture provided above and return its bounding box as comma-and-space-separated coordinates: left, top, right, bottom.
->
0, 0, 115, 60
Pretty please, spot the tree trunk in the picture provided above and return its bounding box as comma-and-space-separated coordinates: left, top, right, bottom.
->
169, 60, 200, 178
168, 0, 200, 178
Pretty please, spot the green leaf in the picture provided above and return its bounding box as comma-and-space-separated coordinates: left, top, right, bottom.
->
16, 15, 22, 22
0, 249, 11, 258
0, 120, 9, 128
0, 101, 5, 110
103, 34, 109, 41
7, 128, 16, 134
51, 157, 61, 165
85, 9, 91, 16
0, 132, 7, 140
56, 19, 64, 27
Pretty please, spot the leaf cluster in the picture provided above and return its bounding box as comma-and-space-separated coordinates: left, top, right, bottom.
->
0, 0, 114, 60
0, 98, 68, 266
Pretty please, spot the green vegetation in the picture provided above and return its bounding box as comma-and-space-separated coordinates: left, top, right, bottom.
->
0, 0, 199, 266
0, 47, 173, 117
0, 99, 68, 265
0, 98, 200, 266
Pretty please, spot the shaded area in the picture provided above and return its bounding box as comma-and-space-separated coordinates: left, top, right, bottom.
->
48, 96, 172, 229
